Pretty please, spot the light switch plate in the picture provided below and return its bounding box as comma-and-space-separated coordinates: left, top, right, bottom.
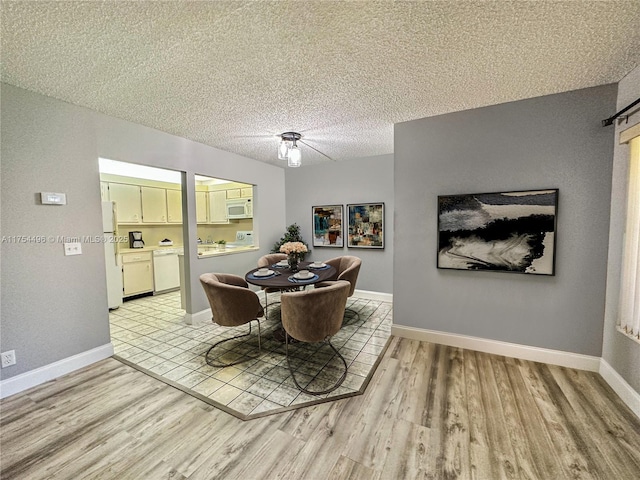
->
40, 192, 67, 205
64, 242, 82, 256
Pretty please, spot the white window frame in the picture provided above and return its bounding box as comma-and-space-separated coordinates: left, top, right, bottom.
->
618, 123, 640, 342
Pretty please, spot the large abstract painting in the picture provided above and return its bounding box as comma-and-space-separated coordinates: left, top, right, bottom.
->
312, 205, 343, 247
348, 203, 384, 249
437, 189, 558, 275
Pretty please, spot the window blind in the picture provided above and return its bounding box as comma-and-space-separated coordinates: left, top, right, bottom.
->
619, 132, 640, 340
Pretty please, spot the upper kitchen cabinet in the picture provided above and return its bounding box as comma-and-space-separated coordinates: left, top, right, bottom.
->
196, 191, 208, 223
108, 183, 141, 223
141, 186, 167, 223
166, 189, 182, 223
226, 188, 241, 199
208, 190, 228, 223
225, 187, 252, 199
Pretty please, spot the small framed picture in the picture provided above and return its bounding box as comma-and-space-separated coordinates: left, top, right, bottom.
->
347, 203, 384, 249
312, 205, 344, 247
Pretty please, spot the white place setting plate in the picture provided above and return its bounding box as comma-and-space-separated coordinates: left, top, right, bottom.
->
293, 272, 315, 280
276, 260, 289, 266
308, 263, 326, 269
253, 269, 275, 277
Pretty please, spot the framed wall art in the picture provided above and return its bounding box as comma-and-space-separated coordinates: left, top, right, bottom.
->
437, 189, 558, 275
312, 205, 343, 247
347, 203, 385, 249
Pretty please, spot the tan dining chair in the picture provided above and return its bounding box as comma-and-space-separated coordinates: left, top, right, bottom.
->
199, 273, 264, 367
315, 255, 362, 322
281, 280, 351, 395
257, 253, 287, 318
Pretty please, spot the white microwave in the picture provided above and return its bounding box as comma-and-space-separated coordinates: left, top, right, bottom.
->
226, 198, 252, 219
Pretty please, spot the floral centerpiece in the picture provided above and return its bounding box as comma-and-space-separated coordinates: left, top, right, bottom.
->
279, 241, 308, 272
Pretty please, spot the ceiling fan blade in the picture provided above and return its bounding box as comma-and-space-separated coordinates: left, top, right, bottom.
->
298, 139, 335, 162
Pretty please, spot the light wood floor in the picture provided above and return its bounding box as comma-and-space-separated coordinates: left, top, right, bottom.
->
2, 337, 639, 479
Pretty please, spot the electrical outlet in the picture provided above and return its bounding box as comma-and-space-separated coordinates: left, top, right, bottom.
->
1, 350, 16, 368
64, 242, 82, 256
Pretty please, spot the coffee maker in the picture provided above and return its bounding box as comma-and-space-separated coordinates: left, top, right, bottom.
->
129, 231, 144, 249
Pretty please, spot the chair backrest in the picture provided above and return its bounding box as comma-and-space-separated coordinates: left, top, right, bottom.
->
324, 256, 361, 297
199, 273, 264, 327
258, 253, 287, 268
281, 280, 350, 343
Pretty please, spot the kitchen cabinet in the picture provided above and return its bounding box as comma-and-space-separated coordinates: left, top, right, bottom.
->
241, 187, 253, 198
196, 191, 208, 223
226, 188, 241, 199
166, 189, 182, 223
208, 190, 228, 223
121, 251, 153, 297
141, 186, 167, 223
109, 183, 141, 223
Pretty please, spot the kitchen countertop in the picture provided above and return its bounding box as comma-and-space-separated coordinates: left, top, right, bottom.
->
118, 245, 183, 254
118, 244, 258, 257
196, 245, 258, 258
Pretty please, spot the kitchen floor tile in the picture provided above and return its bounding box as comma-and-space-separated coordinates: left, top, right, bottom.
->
110, 290, 391, 420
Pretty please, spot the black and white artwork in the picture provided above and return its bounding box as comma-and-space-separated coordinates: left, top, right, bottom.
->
437, 189, 558, 275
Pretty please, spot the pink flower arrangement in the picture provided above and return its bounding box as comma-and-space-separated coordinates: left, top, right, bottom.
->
279, 241, 308, 255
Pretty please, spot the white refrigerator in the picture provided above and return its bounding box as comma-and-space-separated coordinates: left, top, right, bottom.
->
102, 201, 123, 309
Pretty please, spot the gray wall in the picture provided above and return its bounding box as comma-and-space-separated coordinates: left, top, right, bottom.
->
1, 85, 110, 378
1, 83, 286, 379
394, 84, 617, 356
602, 65, 640, 392
95, 114, 286, 313
285, 154, 394, 294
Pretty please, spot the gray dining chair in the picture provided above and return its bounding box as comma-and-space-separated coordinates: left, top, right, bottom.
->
199, 273, 264, 367
315, 255, 362, 322
257, 253, 287, 318
281, 280, 351, 395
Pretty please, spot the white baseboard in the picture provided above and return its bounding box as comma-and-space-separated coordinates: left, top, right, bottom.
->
391, 324, 601, 372
184, 308, 212, 326
0, 343, 114, 399
599, 358, 640, 419
185, 290, 391, 326
352, 289, 393, 302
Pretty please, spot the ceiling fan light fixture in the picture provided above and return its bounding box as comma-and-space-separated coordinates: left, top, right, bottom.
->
278, 132, 302, 167
278, 139, 290, 160
287, 144, 301, 167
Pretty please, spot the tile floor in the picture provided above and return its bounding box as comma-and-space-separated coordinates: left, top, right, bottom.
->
110, 290, 392, 420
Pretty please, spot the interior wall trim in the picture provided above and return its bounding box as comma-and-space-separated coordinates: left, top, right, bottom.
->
184, 309, 213, 326
186, 288, 392, 326
0, 343, 114, 399
391, 324, 601, 371
352, 289, 393, 302
599, 358, 640, 419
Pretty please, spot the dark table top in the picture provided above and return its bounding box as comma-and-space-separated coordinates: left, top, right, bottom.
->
245, 261, 336, 289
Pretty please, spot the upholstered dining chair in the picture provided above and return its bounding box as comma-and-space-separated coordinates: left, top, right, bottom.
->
199, 273, 264, 367
315, 255, 362, 322
281, 280, 351, 395
257, 253, 287, 318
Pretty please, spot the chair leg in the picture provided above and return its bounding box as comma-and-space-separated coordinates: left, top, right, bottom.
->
343, 307, 360, 325
263, 290, 269, 318
205, 320, 261, 368
285, 333, 348, 396
263, 290, 282, 320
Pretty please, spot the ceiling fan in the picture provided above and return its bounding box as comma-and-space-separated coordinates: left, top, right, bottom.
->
276, 131, 334, 167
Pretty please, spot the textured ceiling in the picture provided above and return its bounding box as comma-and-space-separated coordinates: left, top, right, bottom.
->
2, 1, 640, 167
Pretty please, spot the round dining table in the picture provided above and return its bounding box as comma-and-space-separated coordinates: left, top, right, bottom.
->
244, 261, 336, 290
245, 261, 337, 342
